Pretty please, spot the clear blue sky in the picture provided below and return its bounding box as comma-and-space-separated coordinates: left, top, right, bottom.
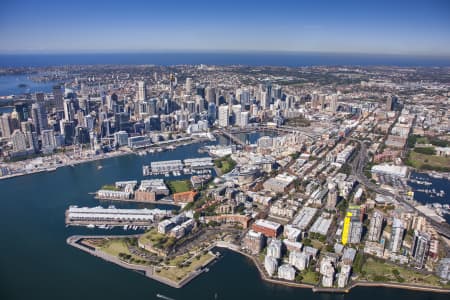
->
0, 0, 449, 56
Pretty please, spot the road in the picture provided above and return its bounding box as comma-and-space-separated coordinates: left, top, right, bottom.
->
350, 139, 450, 239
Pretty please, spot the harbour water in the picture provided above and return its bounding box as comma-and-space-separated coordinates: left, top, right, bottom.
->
0, 136, 448, 299
0, 74, 56, 96
408, 171, 450, 223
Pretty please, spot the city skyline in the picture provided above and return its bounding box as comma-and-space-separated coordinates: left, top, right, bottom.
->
1, 0, 450, 56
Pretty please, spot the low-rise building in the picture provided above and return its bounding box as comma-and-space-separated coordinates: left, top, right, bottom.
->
252, 219, 282, 238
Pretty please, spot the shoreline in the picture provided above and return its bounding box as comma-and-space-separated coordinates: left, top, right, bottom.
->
67, 235, 217, 289
0, 136, 211, 181
214, 241, 450, 294
68, 236, 450, 294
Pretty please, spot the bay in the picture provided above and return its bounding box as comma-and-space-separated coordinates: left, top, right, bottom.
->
0, 134, 447, 300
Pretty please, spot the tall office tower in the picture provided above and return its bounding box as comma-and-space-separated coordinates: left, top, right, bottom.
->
311, 92, 319, 109
196, 85, 205, 98
11, 129, 27, 152
260, 90, 270, 109
240, 111, 249, 128
390, 218, 405, 253
185, 77, 193, 95
63, 99, 74, 122
240, 88, 251, 105
148, 98, 158, 115
207, 102, 216, 124
10, 109, 20, 131
186, 101, 196, 114
367, 211, 384, 242
326, 182, 338, 209
31, 103, 48, 135
61, 120, 75, 145
266, 82, 272, 100
195, 96, 206, 113
319, 94, 326, 111
272, 84, 282, 100
329, 94, 338, 113
53, 84, 64, 110
232, 105, 242, 126
137, 81, 147, 101
35, 92, 45, 103
0, 113, 12, 138
286, 95, 295, 109
411, 231, 430, 269
218, 105, 229, 127
205, 86, 216, 104
386, 95, 397, 111
251, 104, 259, 117
84, 114, 95, 131
41, 129, 57, 153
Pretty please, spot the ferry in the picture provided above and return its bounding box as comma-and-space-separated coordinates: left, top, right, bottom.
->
156, 294, 174, 300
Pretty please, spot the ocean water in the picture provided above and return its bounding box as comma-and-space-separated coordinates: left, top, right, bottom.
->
0, 52, 449, 67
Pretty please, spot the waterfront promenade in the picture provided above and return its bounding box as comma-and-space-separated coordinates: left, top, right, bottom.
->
67, 235, 217, 289
213, 241, 450, 294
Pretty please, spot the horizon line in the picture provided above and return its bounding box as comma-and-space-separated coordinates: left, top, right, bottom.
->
1, 49, 450, 59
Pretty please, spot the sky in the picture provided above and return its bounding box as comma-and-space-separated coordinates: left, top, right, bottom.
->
0, 0, 449, 56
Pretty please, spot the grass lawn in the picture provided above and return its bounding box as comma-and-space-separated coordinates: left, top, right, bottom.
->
101, 184, 120, 191
214, 155, 236, 174
167, 179, 192, 193
98, 238, 146, 264
300, 270, 320, 285
138, 229, 176, 250
361, 257, 445, 287
157, 252, 214, 282
407, 151, 450, 172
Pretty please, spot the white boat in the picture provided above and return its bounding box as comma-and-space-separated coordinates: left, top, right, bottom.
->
156, 294, 175, 300
87, 224, 95, 228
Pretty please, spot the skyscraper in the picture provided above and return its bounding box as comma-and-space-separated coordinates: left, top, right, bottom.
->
11, 129, 28, 152
137, 81, 147, 101
53, 84, 64, 110
411, 230, 430, 269
205, 86, 216, 105
386, 95, 397, 111
232, 105, 242, 126
218, 105, 229, 127
207, 102, 216, 124
367, 211, 384, 242
185, 77, 193, 95
240, 111, 249, 128
326, 182, 338, 209
63, 99, 74, 122
390, 218, 404, 253
0, 113, 12, 138
31, 103, 48, 135
260, 90, 270, 109
41, 129, 57, 153
329, 94, 338, 113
